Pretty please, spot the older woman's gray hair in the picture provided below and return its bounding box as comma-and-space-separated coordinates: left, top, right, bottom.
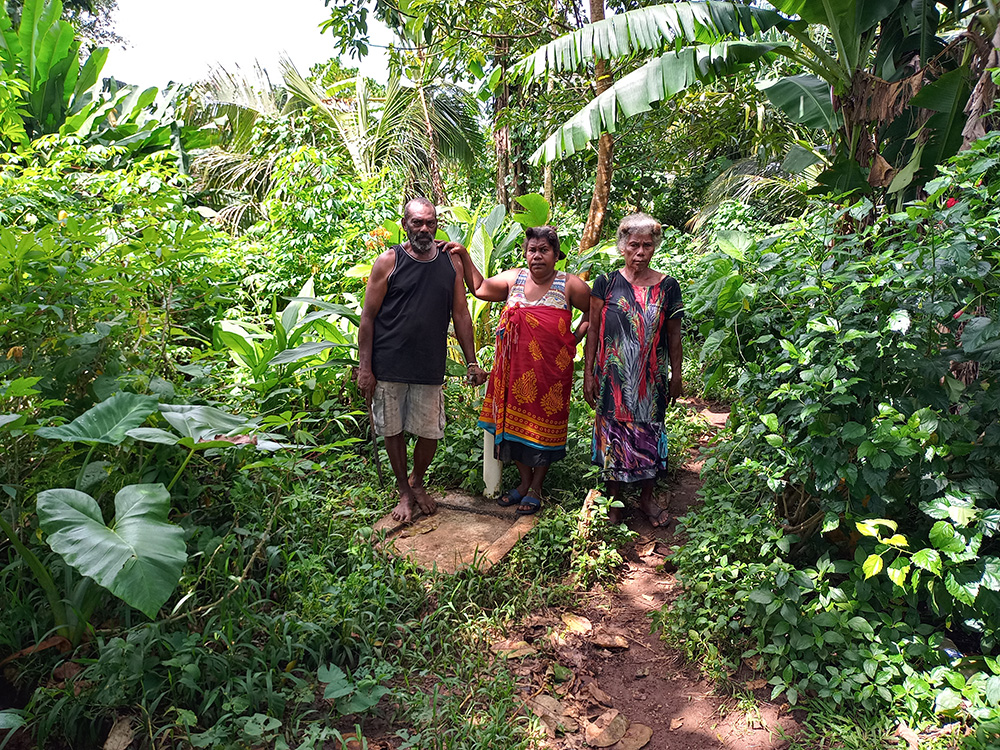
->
616, 213, 663, 251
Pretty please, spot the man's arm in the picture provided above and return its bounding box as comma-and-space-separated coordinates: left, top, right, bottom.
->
449, 253, 488, 385
356, 249, 395, 399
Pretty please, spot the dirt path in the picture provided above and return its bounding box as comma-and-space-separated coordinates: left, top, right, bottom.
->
350, 401, 803, 749
490, 400, 801, 749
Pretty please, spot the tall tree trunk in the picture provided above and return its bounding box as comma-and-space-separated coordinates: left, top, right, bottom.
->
493, 38, 511, 210
579, 0, 613, 253
417, 74, 448, 206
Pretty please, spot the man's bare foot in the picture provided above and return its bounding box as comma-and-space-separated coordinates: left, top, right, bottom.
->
391, 493, 419, 523
409, 477, 437, 516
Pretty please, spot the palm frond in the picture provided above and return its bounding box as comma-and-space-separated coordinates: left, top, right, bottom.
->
691, 158, 812, 232
515, 1, 792, 79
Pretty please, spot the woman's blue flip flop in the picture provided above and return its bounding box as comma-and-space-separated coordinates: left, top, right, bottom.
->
516, 495, 541, 516
497, 488, 524, 507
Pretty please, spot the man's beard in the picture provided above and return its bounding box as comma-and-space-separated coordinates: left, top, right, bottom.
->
409, 232, 435, 253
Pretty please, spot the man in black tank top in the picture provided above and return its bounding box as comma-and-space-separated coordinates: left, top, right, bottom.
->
357, 198, 488, 523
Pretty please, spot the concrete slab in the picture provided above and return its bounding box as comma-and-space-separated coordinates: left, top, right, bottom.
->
374, 490, 537, 574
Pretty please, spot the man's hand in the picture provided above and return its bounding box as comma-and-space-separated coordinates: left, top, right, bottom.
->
443, 240, 468, 257
357, 366, 376, 400
668, 372, 682, 407
583, 371, 597, 408
465, 364, 488, 386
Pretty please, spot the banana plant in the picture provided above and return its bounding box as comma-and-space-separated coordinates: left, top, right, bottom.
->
516, 0, 998, 196
0, 0, 109, 137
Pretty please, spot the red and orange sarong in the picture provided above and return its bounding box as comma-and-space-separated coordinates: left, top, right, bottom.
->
478, 303, 577, 458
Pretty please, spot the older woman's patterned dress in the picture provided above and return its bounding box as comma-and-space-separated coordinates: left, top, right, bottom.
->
591, 270, 683, 482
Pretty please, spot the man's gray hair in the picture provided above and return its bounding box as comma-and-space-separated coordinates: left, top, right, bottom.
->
616, 213, 663, 251
403, 196, 436, 221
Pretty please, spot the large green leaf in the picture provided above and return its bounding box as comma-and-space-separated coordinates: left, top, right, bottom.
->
531, 41, 787, 163
516, 1, 791, 78
511, 193, 550, 228
37, 484, 186, 619
280, 276, 315, 336
158, 403, 253, 442
914, 68, 970, 175
271, 341, 353, 365
35, 393, 158, 445
758, 74, 840, 130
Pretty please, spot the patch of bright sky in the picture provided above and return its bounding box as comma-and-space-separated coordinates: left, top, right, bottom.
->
104, 0, 391, 91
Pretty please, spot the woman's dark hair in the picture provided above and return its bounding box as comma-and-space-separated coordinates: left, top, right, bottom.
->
524, 225, 564, 259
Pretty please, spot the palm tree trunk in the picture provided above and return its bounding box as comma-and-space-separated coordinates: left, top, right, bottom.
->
493, 38, 511, 210
579, 0, 613, 253
416, 80, 449, 206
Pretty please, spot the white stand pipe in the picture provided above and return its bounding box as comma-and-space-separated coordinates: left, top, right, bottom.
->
482, 429, 502, 499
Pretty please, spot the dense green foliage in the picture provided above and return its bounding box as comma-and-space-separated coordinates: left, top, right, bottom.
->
659, 132, 1000, 734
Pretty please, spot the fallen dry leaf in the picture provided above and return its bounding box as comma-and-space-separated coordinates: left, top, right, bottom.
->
334, 732, 365, 750
0, 635, 72, 666
562, 613, 593, 634
490, 639, 536, 659
103, 716, 134, 750
211, 434, 257, 445
610, 723, 653, 750
398, 518, 440, 537
52, 661, 83, 681
587, 682, 613, 707
746, 678, 767, 690
585, 709, 629, 747
527, 695, 579, 736
669, 718, 683, 731
591, 632, 629, 650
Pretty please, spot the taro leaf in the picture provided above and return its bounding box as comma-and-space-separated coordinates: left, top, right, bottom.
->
126, 427, 181, 445
76, 460, 110, 492
37, 484, 186, 619
319, 664, 354, 700
338, 684, 389, 715
158, 404, 251, 442
35, 393, 158, 445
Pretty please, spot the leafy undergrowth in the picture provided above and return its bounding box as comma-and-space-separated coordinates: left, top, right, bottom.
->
655, 132, 1000, 747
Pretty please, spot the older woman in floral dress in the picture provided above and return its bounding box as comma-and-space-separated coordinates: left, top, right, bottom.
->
584, 213, 683, 526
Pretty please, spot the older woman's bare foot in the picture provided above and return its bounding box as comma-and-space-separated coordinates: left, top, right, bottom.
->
391, 492, 419, 523
639, 497, 670, 528
608, 506, 625, 524
409, 476, 437, 516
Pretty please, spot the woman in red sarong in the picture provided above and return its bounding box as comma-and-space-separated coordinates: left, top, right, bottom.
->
450, 226, 591, 515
